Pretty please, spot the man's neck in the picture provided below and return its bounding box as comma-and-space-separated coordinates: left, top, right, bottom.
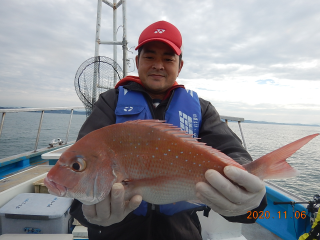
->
149, 92, 166, 100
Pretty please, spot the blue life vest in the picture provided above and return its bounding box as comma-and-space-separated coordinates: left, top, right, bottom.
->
115, 86, 205, 216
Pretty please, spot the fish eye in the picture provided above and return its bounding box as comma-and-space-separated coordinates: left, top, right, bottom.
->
71, 157, 87, 172
72, 162, 81, 171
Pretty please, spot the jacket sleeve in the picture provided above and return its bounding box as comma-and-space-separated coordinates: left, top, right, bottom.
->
77, 89, 118, 140
198, 98, 267, 223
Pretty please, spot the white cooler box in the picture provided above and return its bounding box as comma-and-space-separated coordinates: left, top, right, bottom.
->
0, 193, 73, 234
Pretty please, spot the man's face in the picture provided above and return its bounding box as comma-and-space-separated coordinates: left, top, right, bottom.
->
136, 41, 183, 98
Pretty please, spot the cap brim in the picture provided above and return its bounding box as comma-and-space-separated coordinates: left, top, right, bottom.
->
135, 38, 181, 55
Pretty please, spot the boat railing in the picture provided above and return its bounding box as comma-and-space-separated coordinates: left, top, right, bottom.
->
0, 107, 84, 153
0, 108, 246, 152
220, 115, 247, 150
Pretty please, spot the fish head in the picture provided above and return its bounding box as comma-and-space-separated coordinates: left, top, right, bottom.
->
44, 137, 117, 205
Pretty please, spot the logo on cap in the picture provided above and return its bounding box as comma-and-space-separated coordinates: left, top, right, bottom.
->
154, 29, 165, 34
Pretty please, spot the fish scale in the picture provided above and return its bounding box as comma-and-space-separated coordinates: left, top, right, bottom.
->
104, 120, 248, 203
111, 121, 234, 180
44, 120, 319, 205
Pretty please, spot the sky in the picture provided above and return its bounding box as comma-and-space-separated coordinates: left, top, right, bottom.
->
0, 0, 320, 125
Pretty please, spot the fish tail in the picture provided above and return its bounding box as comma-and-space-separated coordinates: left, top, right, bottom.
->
243, 133, 319, 180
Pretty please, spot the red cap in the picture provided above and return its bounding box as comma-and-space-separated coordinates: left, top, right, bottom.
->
135, 21, 182, 55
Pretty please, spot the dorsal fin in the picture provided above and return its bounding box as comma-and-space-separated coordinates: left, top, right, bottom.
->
121, 120, 245, 169
122, 119, 197, 140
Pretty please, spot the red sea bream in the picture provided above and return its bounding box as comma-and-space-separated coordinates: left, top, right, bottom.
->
44, 120, 319, 205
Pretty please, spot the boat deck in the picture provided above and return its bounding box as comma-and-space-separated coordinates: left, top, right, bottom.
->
242, 222, 282, 239
0, 165, 51, 193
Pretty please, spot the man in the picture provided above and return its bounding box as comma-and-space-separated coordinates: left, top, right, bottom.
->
70, 20, 267, 240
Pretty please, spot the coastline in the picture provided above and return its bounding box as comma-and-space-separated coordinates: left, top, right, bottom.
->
1, 107, 319, 127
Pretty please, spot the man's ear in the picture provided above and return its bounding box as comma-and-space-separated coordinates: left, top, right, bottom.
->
135, 55, 139, 70
178, 59, 184, 75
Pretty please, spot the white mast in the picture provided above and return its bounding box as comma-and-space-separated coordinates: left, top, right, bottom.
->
92, 0, 128, 103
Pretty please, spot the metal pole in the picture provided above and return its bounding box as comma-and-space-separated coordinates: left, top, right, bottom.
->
113, 0, 118, 85
95, 0, 102, 57
65, 109, 74, 144
99, 41, 122, 45
34, 111, 44, 152
238, 121, 247, 150
122, 0, 127, 77
92, 0, 102, 105
102, 0, 113, 8
0, 112, 6, 140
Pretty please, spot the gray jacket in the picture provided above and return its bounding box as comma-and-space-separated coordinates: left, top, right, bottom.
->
70, 81, 267, 240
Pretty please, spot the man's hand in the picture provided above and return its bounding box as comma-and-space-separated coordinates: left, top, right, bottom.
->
195, 166, 266, 217
82, 183, 142, 226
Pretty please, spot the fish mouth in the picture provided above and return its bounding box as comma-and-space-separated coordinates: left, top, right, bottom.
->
44, 177, 67, 197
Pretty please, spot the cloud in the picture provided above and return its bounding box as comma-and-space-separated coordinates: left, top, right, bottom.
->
0, 0, 319, 124
179, 77, 320, 124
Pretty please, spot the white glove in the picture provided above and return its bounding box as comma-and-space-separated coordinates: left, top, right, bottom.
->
195, 166, 266, 217
82, 183, 142, 226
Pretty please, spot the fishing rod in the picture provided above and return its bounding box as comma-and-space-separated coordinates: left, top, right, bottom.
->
274, 194, 320, 240
274, 194, 320, 214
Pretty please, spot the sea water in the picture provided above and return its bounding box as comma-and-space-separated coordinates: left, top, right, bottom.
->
227, 121, 320, 201
0, 111, 86, 158
0, 112, 319, 200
